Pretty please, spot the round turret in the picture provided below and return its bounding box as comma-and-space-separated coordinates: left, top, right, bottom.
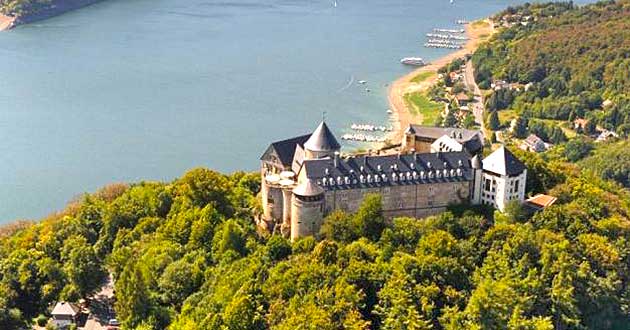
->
290, 179, 325, 241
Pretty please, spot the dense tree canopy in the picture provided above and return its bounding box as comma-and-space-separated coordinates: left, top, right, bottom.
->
0, 156, 629, 329
473, 0, 630, 133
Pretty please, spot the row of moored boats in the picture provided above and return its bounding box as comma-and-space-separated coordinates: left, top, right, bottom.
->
400, 22, 470, 66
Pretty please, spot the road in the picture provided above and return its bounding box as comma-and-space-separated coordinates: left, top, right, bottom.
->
83, 275, 116, 330
463, 59, 485, 127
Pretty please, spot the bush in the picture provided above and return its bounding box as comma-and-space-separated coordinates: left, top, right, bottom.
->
36, 314, 48, 326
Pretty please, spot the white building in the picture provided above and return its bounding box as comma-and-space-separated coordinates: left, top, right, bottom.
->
51, 301, 81, 329
430, 134, 464, 153
479, 146, 527, 211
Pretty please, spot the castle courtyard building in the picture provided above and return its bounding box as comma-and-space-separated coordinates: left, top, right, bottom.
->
260, 121, 526, 241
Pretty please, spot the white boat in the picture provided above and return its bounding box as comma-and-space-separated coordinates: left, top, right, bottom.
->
400, 57, 426, 66
358, 80, 367, 84
386, 109, 393, 114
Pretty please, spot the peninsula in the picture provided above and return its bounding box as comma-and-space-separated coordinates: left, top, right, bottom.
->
0, 0, 103, 30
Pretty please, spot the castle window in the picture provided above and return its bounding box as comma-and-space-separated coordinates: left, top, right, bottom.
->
514, 180, 519, 192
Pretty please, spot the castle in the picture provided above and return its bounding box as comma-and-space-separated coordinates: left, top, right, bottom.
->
260, 121, 527, 241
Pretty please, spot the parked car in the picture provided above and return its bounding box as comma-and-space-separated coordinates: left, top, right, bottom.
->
107, 318, 120, 329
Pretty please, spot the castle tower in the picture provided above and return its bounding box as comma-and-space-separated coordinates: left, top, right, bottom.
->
290, 179, 325, 241
471, 154, 483, 205
479, 146, 527, 211
303, 121, 341, 160
402, 125, 417, 152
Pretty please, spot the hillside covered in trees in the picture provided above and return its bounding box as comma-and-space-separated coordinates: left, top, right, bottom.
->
0, 0, 102, 25
473, 0, 630, 135
1, 150, 630, 330
2, 1, 630, 329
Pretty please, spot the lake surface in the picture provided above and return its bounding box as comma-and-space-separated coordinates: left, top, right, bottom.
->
0, 0, 593, 222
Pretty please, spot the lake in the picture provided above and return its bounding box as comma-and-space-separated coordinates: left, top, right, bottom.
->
0, 0, 593, 222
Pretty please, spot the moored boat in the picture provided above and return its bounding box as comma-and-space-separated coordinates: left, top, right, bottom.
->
400, 57, 426, 66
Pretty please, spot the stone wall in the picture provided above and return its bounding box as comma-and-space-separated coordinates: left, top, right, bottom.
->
323, 180, 471, 219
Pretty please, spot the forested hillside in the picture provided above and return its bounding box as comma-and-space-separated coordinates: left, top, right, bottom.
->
0, 0, 103, 23
1, 0, 52, 17
473, 0, 630, 134
1, 153, 630, 330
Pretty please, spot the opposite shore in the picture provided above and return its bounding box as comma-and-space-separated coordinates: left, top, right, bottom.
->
0, 13, 15, 30
0, 0, 104, 31
387, 19, 494, 144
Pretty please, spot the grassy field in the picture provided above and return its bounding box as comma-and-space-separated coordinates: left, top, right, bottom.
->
537, 118, 577, 138
472, 20, 490, 28
404, 92, 442, 125
498, 109, 518, 125
410, 71, 434, 84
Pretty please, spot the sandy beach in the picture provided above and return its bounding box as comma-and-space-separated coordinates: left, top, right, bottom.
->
0, 13, 16, 30
387, 20, 494, 143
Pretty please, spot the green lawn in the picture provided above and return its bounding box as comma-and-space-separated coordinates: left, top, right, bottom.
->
472, 20, 490, 28
498, 110, 518, 126
537, 118, 577, 138
410, 71, 434, 84
404, 92, 442, 125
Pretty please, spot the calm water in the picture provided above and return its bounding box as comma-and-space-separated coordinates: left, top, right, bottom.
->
0, 0, 592, 222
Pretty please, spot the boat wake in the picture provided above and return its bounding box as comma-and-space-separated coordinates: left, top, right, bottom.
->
337, 75, 355, 92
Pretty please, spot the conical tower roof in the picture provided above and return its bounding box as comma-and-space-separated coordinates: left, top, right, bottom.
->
304, 121, 341, 152
482, 145, 526, 176
293, 179, 325, 197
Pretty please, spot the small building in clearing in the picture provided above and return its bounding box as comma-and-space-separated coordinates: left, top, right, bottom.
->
525, 194, 558, 212
520, 134, 548, 153
51, 301, 81, 329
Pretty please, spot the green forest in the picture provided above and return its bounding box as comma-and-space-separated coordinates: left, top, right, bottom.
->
0, 0, 50, 17
2, 1, 630, 330
2, 149, 630, 330
473, 0, 630, 135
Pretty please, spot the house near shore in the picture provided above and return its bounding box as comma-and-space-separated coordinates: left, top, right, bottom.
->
402, 124, 483, 155
51, 301, 81, 329
258, 121, 527, 241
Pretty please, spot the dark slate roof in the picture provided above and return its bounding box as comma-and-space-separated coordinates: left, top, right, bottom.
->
303, 121, 341, 152
262, 134, 311, 167
293, 179, 325, 196
408, 125, 480, 143
482, 146, 526, 176
462, 136, 484, 155
302, 152, 474, 191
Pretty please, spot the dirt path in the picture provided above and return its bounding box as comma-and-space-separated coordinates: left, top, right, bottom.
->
387, 20, 494, 143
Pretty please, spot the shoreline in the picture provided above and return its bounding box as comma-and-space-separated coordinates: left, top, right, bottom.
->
0, 0, 105, 31
386, 19, 494, 144
0, 13, 16, 31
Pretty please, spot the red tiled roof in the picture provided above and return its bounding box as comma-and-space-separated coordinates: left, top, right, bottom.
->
526, 194, 557, 209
